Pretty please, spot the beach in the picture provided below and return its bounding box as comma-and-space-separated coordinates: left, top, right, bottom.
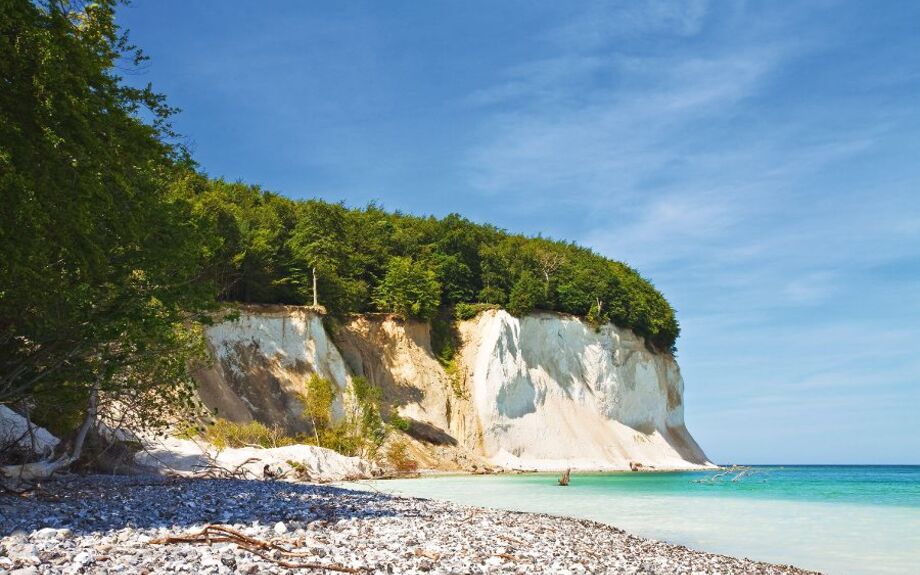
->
345, 467, 920, 575
0, 475, 817, 574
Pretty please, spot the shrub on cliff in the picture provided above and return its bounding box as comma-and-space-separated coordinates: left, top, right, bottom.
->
203, 419, 296, 450
507, 271, 546, 317
454, 303, 499, 321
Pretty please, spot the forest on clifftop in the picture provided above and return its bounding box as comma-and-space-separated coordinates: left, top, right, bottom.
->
183, 176, 680, 352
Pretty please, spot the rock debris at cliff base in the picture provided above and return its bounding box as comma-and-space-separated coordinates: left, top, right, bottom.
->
1, 476, 818, 575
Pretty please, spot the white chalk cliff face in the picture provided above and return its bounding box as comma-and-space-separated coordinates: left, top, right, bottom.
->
196, 306, 352, 434
196, 306, 711, 470
457, 310, 711, 470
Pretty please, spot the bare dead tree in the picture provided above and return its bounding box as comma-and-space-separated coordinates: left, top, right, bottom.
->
312, 266, 319, 307
536, 250, 566, 298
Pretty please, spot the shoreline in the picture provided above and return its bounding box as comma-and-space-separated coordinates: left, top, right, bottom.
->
415, 464, 721, 477
0, 474, 819, 574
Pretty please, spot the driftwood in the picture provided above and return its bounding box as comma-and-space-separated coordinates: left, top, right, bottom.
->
1, 386, 98, 486
150, 524, 362, 573
558, 468, 570, 486
413, 548, 442, 561
185, 456, 265, 480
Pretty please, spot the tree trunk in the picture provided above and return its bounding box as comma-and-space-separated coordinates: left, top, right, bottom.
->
312, 267, 319, 307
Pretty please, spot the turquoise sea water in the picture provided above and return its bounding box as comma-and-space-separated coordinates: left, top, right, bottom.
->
342, 466, 920, 574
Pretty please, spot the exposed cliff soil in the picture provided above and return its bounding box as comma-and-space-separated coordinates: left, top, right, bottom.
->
333, 315, 488, 470
196, 306, 352, 435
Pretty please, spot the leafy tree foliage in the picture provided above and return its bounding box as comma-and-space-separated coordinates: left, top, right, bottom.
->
180, 179, 682, 351
0, 0, 216, 428
507, 271, 544, 317
373, 257, 442, 320
302, 374, 336, 444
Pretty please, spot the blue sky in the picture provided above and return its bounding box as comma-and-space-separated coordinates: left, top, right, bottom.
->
118, 1, 920, 464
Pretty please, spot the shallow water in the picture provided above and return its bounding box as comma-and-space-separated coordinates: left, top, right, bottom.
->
341, 466, 920, 574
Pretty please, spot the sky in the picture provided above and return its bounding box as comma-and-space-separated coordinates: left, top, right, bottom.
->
117, 1, 920, 464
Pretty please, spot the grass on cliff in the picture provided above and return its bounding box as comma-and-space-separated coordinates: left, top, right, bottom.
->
186, 419, 300, 450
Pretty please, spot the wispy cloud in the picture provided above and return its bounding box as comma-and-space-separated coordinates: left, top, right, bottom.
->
551, 0, 710, 48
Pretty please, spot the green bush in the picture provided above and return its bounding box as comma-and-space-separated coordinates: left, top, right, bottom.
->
350, 376, 386, 455
389, 413, 412, 432
386, 439, 418, 475
373, 257, 442, 320
203, 419, 297, 450
507, 271, 544, 317
301, 374, 336, 444
477, 286, 507, 306
454, 302, 499, 321
445, 359, 466, 399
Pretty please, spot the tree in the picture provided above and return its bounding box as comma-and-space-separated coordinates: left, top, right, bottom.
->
302, 374, 336, 444
373, 257, 442, 320
349, 376, 385, 456
507, 271, 544, 317
0, 0, 216, 480
534, 246, 566, 300
426, 253, 474, 304
288, 201, 366, 313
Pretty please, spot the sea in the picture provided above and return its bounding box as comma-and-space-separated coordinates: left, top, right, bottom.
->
342, 465, 920, 574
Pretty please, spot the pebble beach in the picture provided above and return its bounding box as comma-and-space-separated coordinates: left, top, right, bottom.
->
0, 475, 819, 575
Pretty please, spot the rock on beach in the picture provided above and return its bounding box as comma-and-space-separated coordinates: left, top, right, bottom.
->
0, 475, 820, 574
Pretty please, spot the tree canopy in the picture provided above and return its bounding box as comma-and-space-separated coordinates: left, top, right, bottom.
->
183, 179, 681, 352
0, 0, 216, 423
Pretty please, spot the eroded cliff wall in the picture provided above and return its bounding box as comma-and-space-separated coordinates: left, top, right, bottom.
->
196, 306, 352, 435
457, 310, 710, 470
195, 306, 711, 470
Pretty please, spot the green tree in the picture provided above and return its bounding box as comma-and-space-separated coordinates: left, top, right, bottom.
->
349, 376, 385, 455
302, 374, 336, 444
373, 257, 442, 320
0, 0, 216, 443
288, 200, 368, 313
507, 271, 544, 317
426, 253, 474, 304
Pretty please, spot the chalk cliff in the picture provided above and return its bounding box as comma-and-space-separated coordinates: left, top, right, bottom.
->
456, 310, 710, 470
196, 306, 711, 470
196, 306, 352, 435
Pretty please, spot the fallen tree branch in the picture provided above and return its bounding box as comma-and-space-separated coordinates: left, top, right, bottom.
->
187, 456, 264, 480
498, 534, 524, 546
150, 524, 363, 573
